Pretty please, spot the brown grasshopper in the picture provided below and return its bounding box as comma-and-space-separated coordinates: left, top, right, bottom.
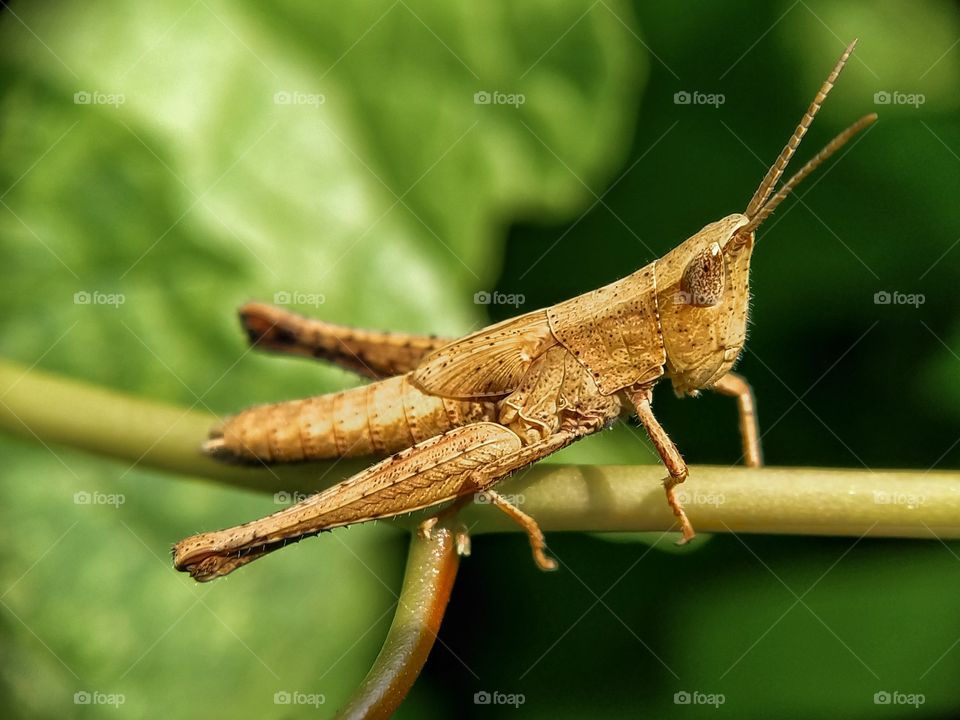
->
174, 41, 875, 581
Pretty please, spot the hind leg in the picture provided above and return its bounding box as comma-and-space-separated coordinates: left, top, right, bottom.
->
239, 301, 451, 378
176, 423, 586, 580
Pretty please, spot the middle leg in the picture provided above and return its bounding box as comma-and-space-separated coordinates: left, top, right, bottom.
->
711, 371, 762, 467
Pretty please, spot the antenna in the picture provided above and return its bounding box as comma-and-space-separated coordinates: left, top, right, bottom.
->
743, 39, 858, 219
742, 113, 877, 233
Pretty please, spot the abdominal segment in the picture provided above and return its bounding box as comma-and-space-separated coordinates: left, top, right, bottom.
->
207, 374, 496, 463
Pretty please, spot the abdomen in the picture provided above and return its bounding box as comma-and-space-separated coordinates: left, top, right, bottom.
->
209, 374, 496, 462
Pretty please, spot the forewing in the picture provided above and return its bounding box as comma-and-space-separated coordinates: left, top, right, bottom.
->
410, 309, 556, 399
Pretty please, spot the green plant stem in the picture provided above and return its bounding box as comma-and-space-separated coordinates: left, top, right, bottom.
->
335, 521, 461, 720
460, 464, 960, 539
0, 360, 366, 493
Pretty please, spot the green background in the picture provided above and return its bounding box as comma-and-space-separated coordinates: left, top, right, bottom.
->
0, 0, 958, 717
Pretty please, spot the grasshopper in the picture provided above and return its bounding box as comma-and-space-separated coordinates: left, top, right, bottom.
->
174, 41, 875, 581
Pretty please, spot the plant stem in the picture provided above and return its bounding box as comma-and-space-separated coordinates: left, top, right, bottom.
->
0, 359, 365, 493
335, 521, 461, 720
460, 463, 960, 539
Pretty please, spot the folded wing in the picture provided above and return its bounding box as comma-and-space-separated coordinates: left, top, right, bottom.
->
410, 309, 557, 399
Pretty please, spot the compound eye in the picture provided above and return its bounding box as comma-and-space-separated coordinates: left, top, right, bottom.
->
679, 243, 724, 307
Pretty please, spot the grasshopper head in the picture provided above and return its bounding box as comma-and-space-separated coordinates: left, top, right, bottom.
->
655, 213, 753, 395
657, 40, 875, 396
